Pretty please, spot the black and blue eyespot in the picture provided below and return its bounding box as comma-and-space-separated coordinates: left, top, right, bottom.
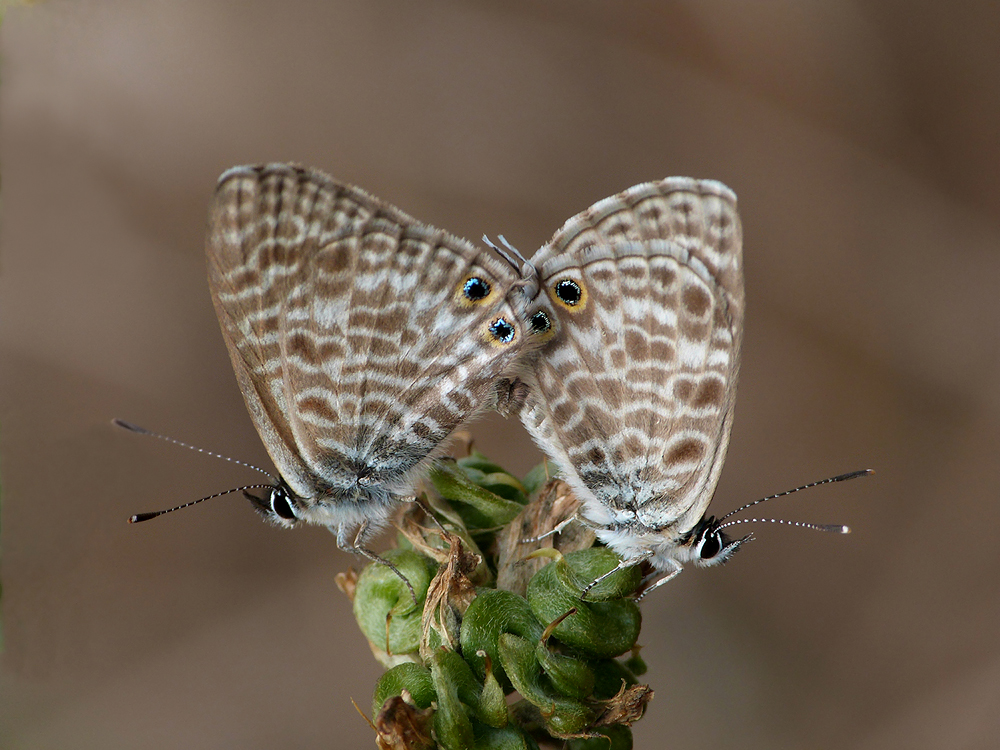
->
554, 278, 583, 306
488, 317, 516, 343
463, 276, 491, 301
530, 310, 551, 333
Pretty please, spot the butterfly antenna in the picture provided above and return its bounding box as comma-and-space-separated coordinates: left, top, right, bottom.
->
717, 517, 850, 534
715, 469, 873, 532
129, 484, 275, 523
113, 419, 274, 478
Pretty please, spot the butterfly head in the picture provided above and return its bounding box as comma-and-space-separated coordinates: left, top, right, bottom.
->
602, 515, 750, 574
242, 452, 412, 532
643, 471, 871, 575
676, 515, 751, 568
244, 480, 301, 528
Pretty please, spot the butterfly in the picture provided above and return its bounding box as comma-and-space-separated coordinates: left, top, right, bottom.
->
206, 163, 533, 563
516, 178, 748, 593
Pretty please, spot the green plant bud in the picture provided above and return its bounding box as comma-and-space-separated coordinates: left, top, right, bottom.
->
353, 548, 439, 656
526, 549, 641, 659
430, 651, 476, 750
478, 656, 509, 728
566, 724, 633, 750
371, 662, 435, 718
498, 633, 594, 737
430, 649, 507, 729
535, 639, 595, 699
472, 723, 540, 750
351, 452, 655, 746
590, 659, 639, 701
430, 462, 526, 529
623, 649, 647, 678
461, 589, 544, 690
563, 548, 642, 601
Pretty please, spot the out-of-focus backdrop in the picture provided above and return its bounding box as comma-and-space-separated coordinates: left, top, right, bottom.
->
2, 2, 998, 748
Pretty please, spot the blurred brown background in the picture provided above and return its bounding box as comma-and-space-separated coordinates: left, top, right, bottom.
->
2, 2, 998, 748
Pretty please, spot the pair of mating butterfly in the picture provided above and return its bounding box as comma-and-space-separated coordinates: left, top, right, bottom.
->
130, 163, 862, 596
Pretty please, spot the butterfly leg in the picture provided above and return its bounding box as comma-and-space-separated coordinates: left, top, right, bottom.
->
332, 521, 418, 606
521, 513, 579, 543
580, 552, 652, 601
410, 495, 449, 536
522, 505, 600, 543
634, 560, 683, 602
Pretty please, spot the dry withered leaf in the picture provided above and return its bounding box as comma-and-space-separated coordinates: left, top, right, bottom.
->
593, 683, 654, 727
374, 694, 435, 750
419, 533, 480, 658
335, 568, 359, 602
496, 479, 596, 596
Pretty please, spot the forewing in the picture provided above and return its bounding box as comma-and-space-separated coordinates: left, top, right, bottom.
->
521, 178, 743, 536
207, 164, 529, 502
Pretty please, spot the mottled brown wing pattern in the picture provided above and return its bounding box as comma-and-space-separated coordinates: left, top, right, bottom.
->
520, 178, 743, 562
207, 164, 529, 532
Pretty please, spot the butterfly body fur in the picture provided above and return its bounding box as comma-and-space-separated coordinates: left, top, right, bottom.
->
518, 177, 744, 573
207, 164, 533, 541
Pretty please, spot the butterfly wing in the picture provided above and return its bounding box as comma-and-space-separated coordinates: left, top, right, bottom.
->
520, 178, 743, 542
207, 164, 530, 524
